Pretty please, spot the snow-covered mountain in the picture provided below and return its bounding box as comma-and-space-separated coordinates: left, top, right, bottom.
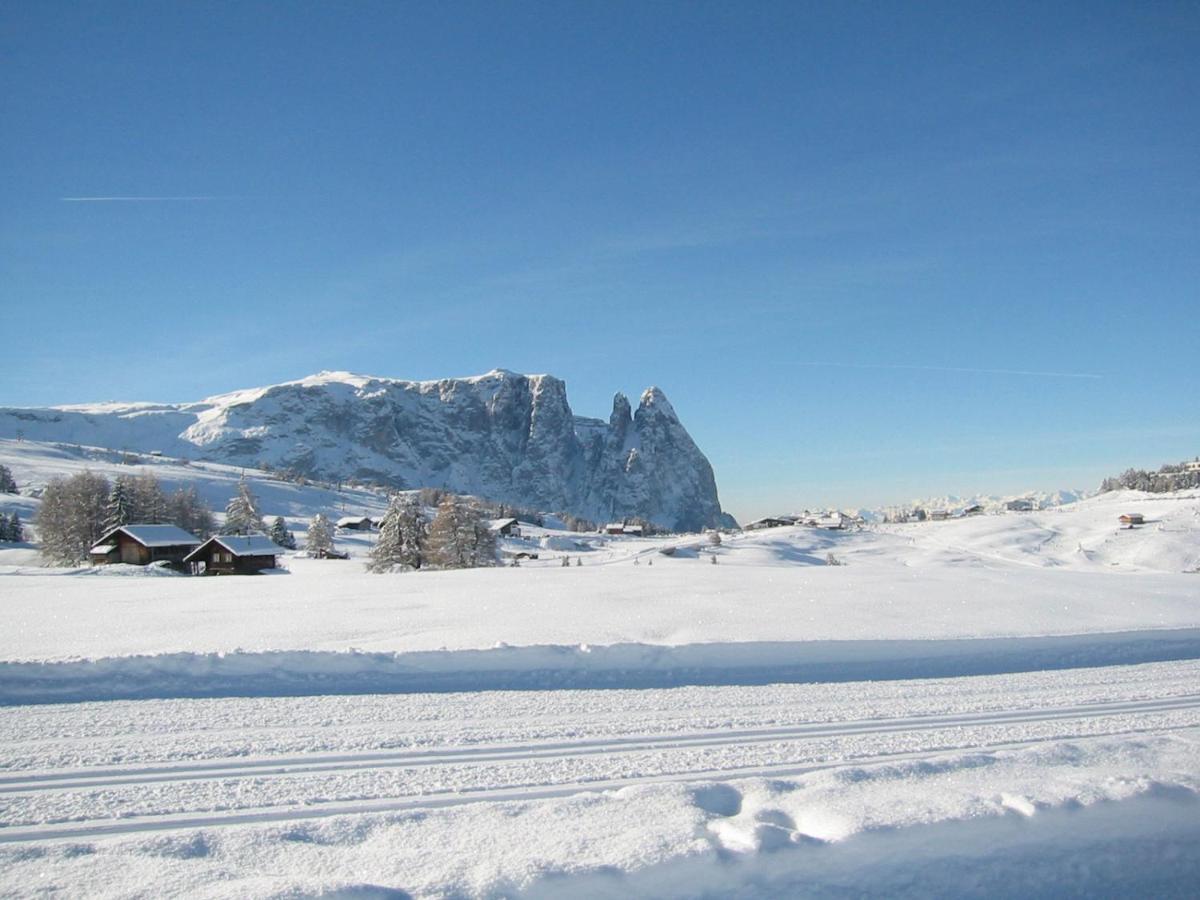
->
0, 370, 731, 531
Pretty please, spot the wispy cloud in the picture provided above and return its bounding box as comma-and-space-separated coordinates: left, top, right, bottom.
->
59, 196, 225, 202
790, 362, 1103, 380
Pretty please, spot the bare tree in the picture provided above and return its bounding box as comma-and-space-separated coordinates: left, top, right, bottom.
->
37, 471, 110, 564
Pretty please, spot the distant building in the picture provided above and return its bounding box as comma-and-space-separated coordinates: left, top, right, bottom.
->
336, 516, 376, 531
604, 523, 627, 535
1119, 513, 1145, 527
744, 517, 794, 530
488, 517, 521, 538
185, 534, 281, 575
1185, 459, 1200, 474
89, 524, 202, 569
1006, 499, 1034, 512
962, 504, 985, 517
928, 510, 951, 521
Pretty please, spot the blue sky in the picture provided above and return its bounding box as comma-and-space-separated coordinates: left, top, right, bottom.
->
2, 1, 1198, 520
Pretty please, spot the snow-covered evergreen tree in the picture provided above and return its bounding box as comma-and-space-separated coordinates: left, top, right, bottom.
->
305, 513, 334, 556
269, 516, 297, 550
7, 512, 25, 543
222, 480, 267, 535
0, 515, 10, 542
0, 464, 17, 494
368, 496, 425, 572
104, 478, 134, 534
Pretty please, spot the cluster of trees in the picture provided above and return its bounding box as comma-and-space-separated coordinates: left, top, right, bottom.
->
559, 513, 597, 533
0, 464, 18, 494
37, 471, 216, 564
369, 494, 496, 573
103, 474, 215, 538
0, 512, 25, 542
1100, 459, 1200, 494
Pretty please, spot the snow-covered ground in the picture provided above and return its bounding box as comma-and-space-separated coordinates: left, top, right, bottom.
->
2, 487, 1199, 703
2, 439, 1200, 895
1, 663, 1199, 897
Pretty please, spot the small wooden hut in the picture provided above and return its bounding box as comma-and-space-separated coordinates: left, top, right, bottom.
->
185, 534, 281, 575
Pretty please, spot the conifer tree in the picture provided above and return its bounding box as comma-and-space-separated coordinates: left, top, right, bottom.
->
104, 479, 134, 534
269, 516, 297, 550
8, 512, 25, 543
368, 496, 425, 572
305, 513, 334, 556
222, 480, 267, 535
0, 464, 17, 494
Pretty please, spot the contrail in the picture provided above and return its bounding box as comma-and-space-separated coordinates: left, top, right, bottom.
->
791, 362, 1102, 380
59, 196, 223, 202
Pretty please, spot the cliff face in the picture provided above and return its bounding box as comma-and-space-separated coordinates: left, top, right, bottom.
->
0, 370, 730, 531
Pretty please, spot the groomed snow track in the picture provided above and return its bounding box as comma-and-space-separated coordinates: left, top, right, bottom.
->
3, 690, 1198, 845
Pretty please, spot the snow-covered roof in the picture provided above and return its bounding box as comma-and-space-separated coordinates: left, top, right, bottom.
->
184, 534, 282, 561
93, 524, 202, 550
337, 516, 374, 527
488, 517, 519, 532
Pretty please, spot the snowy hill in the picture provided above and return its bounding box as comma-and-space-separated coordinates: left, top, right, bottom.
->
0, 370, 731, 531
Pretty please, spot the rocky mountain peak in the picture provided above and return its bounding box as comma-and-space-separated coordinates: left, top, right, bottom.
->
0, 370, 732, 531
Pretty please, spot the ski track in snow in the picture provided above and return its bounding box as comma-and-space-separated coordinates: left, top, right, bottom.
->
2, 663, 1199, 847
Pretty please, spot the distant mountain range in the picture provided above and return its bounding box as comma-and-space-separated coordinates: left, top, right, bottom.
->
0, 370, 733, 532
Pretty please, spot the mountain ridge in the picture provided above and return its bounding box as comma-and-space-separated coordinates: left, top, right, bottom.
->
0, 370, 732, 531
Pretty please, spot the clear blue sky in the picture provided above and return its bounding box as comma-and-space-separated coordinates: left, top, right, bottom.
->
2, 1, 1198, 520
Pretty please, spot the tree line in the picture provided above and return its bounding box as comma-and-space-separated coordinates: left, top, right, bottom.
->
368, 494, 496, 573
38, 472, 216, 564
1099, 457, 1200, 494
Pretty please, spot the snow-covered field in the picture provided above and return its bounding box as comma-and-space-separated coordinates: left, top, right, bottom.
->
2, 439, 1199, 896
2, 664, 1199, 897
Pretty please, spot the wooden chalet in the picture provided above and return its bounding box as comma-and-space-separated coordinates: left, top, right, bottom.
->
488, 517, 521, 537
336, 515, 376, 531
89, 524, 202, 570
928, 510, 951, 521
1006, 499, 1034, 512
184, 534, 281, 575
603, 523, 627, 535
1119, 513, 1145, 527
